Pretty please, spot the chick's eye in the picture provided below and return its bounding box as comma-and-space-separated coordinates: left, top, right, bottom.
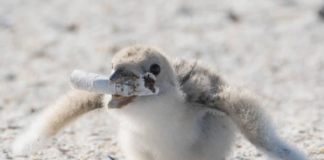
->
150, 64, 160, 75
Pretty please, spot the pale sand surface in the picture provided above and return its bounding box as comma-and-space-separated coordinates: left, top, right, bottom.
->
0, 0, 324, 159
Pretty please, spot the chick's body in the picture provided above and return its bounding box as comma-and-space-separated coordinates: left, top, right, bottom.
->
106, 51, 236, 160
13, 45, 308, 160
106, 82, 235, 160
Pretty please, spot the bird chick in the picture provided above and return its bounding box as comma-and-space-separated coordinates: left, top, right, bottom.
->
12, 45, 308, 160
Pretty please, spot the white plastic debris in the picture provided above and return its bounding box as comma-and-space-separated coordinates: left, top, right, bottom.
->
70, 70, 159, 96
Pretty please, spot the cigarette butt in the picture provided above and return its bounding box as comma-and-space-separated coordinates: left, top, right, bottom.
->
70, 70, 116, 95
70, 70, 159, 96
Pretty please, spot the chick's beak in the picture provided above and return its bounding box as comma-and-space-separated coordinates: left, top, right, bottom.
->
109, 68, 139, 84
108, 69, 138, 109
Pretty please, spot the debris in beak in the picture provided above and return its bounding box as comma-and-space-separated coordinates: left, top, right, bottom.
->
143, 73, 156, 93
70, 70, 159, 108
107, 70, 159, 108
109, 69, 139, 85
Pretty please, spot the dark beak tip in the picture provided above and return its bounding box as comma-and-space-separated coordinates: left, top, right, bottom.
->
109, 69, 123, 81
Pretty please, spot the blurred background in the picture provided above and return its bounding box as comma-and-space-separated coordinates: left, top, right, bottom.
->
0, 0, 323, 159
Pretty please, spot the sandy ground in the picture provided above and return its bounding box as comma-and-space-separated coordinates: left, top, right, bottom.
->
0, 0, 324, 159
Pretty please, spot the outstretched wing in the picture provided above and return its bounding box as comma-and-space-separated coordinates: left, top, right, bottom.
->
171, 59, 308, 160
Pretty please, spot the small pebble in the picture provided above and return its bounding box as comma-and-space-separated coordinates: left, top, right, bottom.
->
319, 148, 324, 154
5, 73, 16, 81
107, 155, 116, 160
319, 6, 324, 20
256, 153, 263, 157
177, 5, 192, 16
228, 11, 240, 23
66, 24, 79, 32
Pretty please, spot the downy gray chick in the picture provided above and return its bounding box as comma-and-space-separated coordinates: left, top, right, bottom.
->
13, 45, 308, 160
